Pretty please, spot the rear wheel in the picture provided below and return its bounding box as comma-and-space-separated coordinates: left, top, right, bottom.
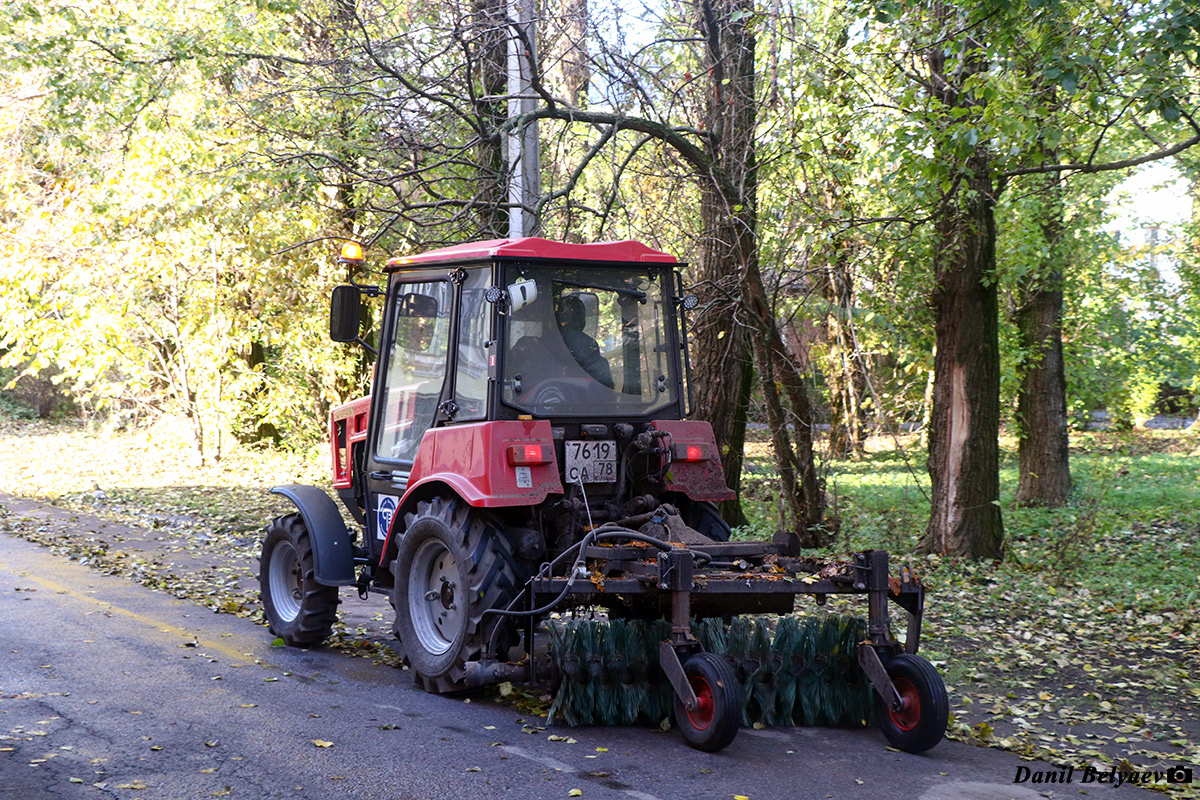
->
674, 651, 742, 752
679, 498, 731, 542
259, 514, 339, 646
874, 653, 948, 753
392, 497, 520, 693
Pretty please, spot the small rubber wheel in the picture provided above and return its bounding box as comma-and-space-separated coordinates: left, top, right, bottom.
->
259, 514, 339, 646
674, 652, 742, 752
874, 653, 948, 753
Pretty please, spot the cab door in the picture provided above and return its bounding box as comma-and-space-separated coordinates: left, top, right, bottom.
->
363, 274, 454, 558
361, 266, 495, 563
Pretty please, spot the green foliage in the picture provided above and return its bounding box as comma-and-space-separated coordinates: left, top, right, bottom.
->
0, 0, 371, 454
1, 0, 1197, 468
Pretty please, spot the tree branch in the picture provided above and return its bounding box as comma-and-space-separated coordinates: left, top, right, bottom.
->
1001, 132, 1200, 179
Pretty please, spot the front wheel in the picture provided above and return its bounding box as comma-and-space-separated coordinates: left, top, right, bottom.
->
259, 514, 339, 646
674, 651, 742, 752
874, 653, 948, 753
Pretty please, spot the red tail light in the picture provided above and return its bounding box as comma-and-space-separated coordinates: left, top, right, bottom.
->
507, 444, 551, 466
671, 443, 708, 462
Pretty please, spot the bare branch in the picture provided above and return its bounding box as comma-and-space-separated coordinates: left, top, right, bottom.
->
1001, 131, 1200, 179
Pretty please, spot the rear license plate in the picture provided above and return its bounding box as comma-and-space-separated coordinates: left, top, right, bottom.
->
564, 440, 617, 483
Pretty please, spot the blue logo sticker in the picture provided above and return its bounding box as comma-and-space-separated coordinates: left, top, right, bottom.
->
376, 495, 397, 541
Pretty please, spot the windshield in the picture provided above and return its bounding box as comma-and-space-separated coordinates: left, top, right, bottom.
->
501, 264, 677, 416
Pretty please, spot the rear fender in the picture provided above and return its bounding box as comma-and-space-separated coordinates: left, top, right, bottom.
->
376, 421, 563, 568
651, 419, 736, 502
270, 484, 356, 586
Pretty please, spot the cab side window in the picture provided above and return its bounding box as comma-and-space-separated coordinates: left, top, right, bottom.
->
454, 269, 490, 420
374, 281, 451, 463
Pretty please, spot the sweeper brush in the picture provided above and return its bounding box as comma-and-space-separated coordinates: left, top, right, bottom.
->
513, 542, 948, 753
547, 614, 875, 730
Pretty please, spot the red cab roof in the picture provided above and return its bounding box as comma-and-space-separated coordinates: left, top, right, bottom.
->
385, 237, 678, 270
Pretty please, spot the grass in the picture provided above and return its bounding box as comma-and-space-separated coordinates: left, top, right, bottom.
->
0, 416, 1197, 794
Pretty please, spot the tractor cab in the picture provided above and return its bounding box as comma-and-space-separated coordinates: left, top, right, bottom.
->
327, 238, 727, 573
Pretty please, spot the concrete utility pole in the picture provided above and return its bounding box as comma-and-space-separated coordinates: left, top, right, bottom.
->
507, 0, 540, 238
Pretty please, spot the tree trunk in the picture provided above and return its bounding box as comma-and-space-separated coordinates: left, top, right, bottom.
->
1015, 153, 1071, 505
920, 154, 1005, 558
917, 3, 1004, 559
688, 0, 758, 527
1015, 266, 1071, 505
773, 347, 828, 539
823, 257, 867, 458
691, 227, 754, 526
473, 0, 509, 238
688, 0, 826, 536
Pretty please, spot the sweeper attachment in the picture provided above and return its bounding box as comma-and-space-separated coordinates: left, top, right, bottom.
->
259, 237, 949, 753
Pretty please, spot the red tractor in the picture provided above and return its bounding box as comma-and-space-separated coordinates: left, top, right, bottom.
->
259, 237, 947, 752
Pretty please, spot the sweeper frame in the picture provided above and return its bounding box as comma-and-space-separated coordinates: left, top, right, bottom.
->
478, 529, 944, 752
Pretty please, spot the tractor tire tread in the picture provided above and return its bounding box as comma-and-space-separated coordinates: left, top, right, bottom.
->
260, 514, 340, 647
392, 497, 520, 693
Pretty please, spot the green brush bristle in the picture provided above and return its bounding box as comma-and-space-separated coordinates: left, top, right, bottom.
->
767, 616, 798, 726
547, 613, 873, 729
745, 619, 776, 727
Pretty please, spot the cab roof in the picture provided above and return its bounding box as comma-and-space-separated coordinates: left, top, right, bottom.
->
384, 237, 678, 271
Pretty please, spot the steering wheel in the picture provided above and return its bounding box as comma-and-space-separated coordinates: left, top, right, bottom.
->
523, 379, 591, 413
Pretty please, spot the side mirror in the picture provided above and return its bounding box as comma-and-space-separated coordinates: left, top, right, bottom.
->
330, 285, 362, 342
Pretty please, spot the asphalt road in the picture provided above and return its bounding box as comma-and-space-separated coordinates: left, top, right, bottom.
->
1, 530, 1149, 800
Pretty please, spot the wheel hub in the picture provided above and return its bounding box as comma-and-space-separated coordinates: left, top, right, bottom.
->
686, 675, 715, 731
889, 676, 922, 731
267, 540, 302, 623
409, 538, 466, 656
439, 578, 456, 610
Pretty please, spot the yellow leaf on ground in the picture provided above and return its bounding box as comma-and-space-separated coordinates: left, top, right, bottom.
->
310, 740, 334, 748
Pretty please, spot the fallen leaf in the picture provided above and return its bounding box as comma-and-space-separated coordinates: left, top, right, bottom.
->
568, 790, 582, 797
310, 740, 334, 748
